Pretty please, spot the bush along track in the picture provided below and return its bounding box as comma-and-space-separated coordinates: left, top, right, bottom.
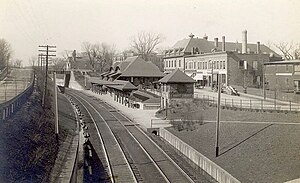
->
0, 69, 66, 182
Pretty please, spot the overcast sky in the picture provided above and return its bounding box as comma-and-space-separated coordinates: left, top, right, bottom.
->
0, 0, 299, 65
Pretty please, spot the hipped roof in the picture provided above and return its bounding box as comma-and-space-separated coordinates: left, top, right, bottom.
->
118, 56, 165, 77
158, 69, 196, 83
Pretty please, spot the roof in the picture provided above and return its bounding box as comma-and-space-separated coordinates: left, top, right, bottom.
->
89, 77, 138, 91
170, 36, 280, 57
118, 56, 165, 78
107, 80, 138, 91
264, 60, 300, 65
143, 97, 160, 104
158, 69, 196, 83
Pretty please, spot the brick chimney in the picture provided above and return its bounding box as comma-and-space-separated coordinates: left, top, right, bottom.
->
242, 30, 247, 54
222, 36, 226, 51
214, 38, 218, 47
257, 41, 261, 54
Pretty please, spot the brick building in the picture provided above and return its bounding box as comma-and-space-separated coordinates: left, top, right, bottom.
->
264, 60, 300, 93
164, 31, 282, 88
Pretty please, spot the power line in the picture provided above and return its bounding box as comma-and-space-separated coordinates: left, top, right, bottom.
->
38, 45, 56, 107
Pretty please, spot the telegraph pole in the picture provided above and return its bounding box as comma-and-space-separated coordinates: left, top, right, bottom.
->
39, 45, 56, 107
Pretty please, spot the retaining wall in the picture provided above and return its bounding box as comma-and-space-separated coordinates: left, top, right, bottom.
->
159, 128, 240, 183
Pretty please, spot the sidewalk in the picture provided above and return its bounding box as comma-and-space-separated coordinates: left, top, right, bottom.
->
196, 87, 285, 103
83, 90, 171, 130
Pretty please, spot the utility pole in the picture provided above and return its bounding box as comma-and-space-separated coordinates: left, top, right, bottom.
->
215, 74, 221, 157
53, 72, 59, 143
39, 45, 56, 107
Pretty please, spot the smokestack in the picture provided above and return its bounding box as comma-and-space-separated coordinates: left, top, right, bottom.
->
242, 30, 247, 54
222, 36, 226, 51
214, 38, 219, 47
257, 41, 261, 54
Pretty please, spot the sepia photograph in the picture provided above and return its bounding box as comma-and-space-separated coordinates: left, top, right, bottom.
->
0, 0, 299, 182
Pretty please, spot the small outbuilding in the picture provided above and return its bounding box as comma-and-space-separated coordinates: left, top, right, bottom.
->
157, 68, 196, 109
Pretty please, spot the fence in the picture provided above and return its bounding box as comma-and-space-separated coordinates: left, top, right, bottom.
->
0, 74, 35, 122
194, 94, 300, 112
160, 128, 240, 183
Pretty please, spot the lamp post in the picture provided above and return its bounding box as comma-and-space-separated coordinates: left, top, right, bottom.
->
215, 74, 221, 157
209, 60, 214, 90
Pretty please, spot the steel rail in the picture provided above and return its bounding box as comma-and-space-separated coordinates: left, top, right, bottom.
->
103, 102, 195, 183
69, 91, 137, 183
70, 91, 171, 182
69, 92, 116, 183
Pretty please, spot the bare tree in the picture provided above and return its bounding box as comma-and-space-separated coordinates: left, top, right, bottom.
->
51, 57, 66, 71
95, 43, 116, 73
29, 56, 36, 67
13, 59, 22, 68
274, 42, 300, 60
130, 31, 163, 61
61, 50, 72, 60
0, 38, 12, 70
81, 42, 96, 70
81, 42, 116, 72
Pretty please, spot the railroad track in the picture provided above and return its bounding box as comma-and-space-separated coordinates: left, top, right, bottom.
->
67, 89, 195, 183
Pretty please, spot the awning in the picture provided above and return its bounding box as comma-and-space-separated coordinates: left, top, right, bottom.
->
193, 74, 203, 81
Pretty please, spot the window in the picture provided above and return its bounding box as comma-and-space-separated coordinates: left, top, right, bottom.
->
174, 60, 177, 67
223, 61, 226, 69
179, 60, 181, 67
253, 61, 258, 70
216, 61, 219, 69
239, 60, 244, 68
194, 62, 196, 69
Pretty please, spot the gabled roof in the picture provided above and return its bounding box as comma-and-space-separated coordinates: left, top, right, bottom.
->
118, 56, 164, 77
158, 68, 196, 83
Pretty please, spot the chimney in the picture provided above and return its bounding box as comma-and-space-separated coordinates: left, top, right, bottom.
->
257, 41, 261, 54
214, 38, 219, 47
189, 33, 194, 39
222, 36, 226, 51
203, 33, 208, 40
242, 30, 247, 54
72, 50, 76, 62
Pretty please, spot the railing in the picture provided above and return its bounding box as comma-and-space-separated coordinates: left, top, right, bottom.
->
0, 74, 35, 121
194, 94, 300, 112
160, 128, 241, 183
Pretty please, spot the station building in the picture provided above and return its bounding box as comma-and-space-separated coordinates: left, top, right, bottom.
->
157, 69, 196, 109
89, 56, 164, 109
163, 31, 282, 88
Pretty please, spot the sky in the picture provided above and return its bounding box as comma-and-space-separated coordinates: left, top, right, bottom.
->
0, 0, 299, 66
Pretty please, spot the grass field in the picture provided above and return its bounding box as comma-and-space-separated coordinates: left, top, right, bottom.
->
0, 68, 33, 103
160, 99, 300, 182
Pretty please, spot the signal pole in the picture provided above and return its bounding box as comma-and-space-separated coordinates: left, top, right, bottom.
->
38, 45, 56, 107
